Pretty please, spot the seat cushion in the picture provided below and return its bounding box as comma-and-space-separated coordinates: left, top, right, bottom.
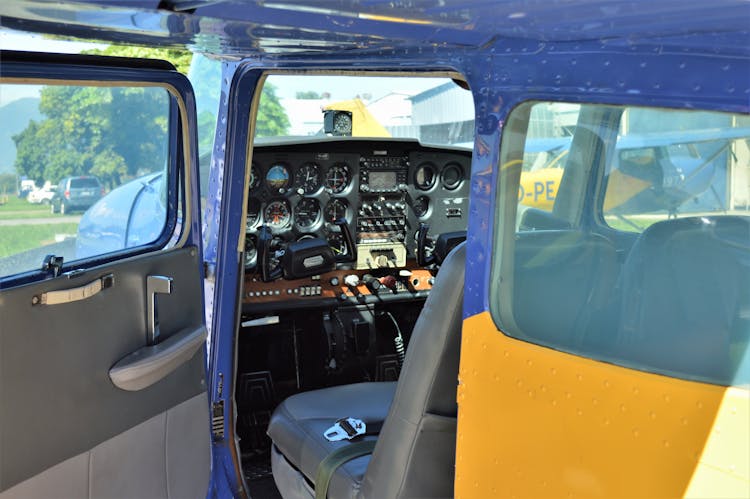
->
267, 382, 396, 499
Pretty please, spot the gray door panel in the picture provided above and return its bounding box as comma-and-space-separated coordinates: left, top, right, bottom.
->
0, 246, 207, 492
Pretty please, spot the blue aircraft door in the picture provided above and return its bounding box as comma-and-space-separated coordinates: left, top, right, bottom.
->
0, 51, 210, 498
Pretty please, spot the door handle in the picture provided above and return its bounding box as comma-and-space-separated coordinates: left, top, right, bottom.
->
32, 274, 114, 306
109, 325, 207, 391
146, 275, 172, 345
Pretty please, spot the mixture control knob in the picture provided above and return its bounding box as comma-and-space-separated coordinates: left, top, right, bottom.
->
380, 275, 397, 291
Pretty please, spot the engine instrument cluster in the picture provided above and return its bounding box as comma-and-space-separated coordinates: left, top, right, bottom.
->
243, 138, 470, 308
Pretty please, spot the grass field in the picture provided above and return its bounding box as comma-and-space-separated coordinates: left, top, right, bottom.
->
0, 223, 78, 259
0, 197, 50, 220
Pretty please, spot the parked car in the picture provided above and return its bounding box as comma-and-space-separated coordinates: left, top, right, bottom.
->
75, 172, 166, 259
26, 184, 56, 204
50, 176, 104, 214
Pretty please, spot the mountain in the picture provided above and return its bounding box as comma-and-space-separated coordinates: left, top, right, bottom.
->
0, 97, 42, 175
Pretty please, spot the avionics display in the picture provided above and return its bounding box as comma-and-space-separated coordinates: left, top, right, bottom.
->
368, 171, 398, 191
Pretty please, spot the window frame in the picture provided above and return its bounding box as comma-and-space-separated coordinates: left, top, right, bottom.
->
0, 51, 195, 289
489, 97, 750, 385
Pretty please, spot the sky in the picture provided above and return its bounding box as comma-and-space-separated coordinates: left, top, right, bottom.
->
0, 30, 106, 106
1, 29, 456, 105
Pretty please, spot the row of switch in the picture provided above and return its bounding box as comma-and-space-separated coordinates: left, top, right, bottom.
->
246, 285, 322, 298
358, 218, 405, 228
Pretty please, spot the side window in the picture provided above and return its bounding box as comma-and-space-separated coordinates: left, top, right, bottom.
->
0, 82, 173, 278
519, 105, 578, 208
491, 101, 750, 386
604, 109, 750, 232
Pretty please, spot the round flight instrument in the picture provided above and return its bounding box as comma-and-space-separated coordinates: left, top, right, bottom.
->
441, 163, 463, 190
266, 163, 290, 192
324, 198, 349, 223
246, 198, 261, 229
325, 164, 351, 194
295, 198, 321, 229
413, 195, 431, 218
244, 235, 257, 268
249, 162, 261, 191
333, 113, 353, 135
327, 233, 349, 257
414, 163, 437, 190
295, 163, 321, 194
263, 199, 291, 228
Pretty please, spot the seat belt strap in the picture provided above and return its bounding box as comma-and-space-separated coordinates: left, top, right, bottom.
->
314, 440, 377, 499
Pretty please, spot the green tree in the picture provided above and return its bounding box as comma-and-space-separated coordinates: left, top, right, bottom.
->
83, 46, 192, 75
0, 173, 16, 195
13, 84, 169, 189
256, 83, 290, 138
12, 46, 291, 190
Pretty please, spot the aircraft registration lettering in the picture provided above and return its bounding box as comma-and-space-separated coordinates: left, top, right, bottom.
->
518, 178, 558, 211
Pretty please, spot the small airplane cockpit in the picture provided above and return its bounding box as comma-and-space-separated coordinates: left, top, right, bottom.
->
233, 74, 473, 489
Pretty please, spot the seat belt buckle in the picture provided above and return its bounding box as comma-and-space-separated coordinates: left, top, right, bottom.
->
324, 417, 366, 441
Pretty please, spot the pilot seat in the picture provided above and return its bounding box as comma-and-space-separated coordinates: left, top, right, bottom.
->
267, 243, 466, 499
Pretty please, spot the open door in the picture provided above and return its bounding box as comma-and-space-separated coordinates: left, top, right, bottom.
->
0, 52, 209, 498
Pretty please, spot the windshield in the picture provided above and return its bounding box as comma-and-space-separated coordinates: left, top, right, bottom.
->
255, 75, 475, 148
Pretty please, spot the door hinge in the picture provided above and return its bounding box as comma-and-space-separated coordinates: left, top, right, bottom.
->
211, 400, 225, 439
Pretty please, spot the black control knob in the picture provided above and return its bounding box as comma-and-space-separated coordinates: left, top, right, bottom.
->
362, 274, 381, 292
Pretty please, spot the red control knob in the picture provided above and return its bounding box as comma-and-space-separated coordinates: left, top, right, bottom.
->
379, 275, 397, 291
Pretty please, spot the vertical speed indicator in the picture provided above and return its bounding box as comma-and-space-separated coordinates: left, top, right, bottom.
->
325, 198, 349, 223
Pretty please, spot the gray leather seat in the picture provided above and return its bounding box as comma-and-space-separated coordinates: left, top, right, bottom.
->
268, 242, 466, 499
615, 216, 750, 383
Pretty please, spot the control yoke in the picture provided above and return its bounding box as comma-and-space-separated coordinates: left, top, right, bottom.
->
334, 218, 357, 263
416, 222, 435, 267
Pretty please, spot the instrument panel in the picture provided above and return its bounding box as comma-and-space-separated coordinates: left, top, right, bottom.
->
243, 138, 470, 308
243, 138, 471, 311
